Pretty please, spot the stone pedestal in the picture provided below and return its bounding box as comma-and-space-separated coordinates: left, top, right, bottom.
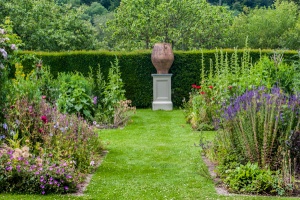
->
152, 74, 173, 110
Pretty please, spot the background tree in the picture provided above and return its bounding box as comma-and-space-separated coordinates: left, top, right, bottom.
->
207, 0, 273, 9
227, 0, 299, 49
106, 0, 233, 50
0, 0, 98, 51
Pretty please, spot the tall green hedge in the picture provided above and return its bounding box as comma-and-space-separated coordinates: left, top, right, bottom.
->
18, 49, 299, 108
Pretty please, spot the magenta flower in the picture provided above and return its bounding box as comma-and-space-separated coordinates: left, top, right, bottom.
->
41, 115, 48, 123
66, 174, 72, 179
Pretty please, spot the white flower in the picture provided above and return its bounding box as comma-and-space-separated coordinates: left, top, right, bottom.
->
21, 146, 29, 153
0, 48, 7, 59
11, 44, 17, 50
90, 160, 95, 166
0, 29, 5, 34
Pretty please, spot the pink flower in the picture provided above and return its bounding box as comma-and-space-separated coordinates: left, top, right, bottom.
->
42, 95, 46, 99
41, 115, 48, 123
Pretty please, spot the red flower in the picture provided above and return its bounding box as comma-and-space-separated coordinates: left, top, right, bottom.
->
228, 85, 232, 90
209, 85, 213, 89
195, 85, 201, 89
192, 84, 197, 89
41, 115, 48, 123
200, 91, 205, 95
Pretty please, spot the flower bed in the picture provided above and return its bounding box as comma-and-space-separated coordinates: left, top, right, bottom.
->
0, 20, 135, 194
185, 49, 300, 196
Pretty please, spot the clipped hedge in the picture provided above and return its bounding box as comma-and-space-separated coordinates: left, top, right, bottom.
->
18, 49, 299, 108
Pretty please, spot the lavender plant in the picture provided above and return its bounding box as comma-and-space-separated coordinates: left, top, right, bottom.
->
221, 87, 300, 167
216, 87, 300, 193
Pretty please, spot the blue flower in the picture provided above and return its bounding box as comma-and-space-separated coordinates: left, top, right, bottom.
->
2, 123, 7, 130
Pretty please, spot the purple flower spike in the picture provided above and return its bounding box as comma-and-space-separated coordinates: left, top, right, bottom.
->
93, 96, 97, 105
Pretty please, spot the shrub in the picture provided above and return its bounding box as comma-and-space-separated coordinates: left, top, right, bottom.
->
224, 163, 289, 195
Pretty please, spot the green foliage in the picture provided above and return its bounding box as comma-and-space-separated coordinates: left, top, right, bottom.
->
292, 53, 300, 92
18, 49, 300, 108
0, 0, 98, 51
207, 0, 273, 9
56, 72, 94, 121
184, 48, 299, 131
84, 2, 108, 17
228, 1, 299, 49
106, 0, 233, 50
97, 57, 126, 124
0, 18, 22, 122
8, 64, 42, 105
224, 163, 287, 195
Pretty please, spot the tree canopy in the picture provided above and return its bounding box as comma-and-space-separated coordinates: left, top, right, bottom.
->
0, 0, 299, 51
0, 0, 98, 51
105, 0, 234, 50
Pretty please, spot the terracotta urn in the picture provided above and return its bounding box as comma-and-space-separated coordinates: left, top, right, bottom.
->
151, 43, 174, 74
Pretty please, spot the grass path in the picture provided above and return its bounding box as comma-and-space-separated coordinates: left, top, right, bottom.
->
86, 109, 217, 199
0, 109, 296, 199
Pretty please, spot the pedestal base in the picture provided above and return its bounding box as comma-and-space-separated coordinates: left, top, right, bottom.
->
152, 101, 173, 110
152, 74, 173, 111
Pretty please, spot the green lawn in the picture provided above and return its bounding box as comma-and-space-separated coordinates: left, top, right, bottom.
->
0, 109, 297, 199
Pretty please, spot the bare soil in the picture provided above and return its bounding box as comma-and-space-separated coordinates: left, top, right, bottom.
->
201, 156, 231, 196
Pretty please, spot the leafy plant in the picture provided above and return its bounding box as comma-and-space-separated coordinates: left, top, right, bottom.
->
96, 57, 126, 124
56, 72, 94, 121
224, 162, 283, 195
